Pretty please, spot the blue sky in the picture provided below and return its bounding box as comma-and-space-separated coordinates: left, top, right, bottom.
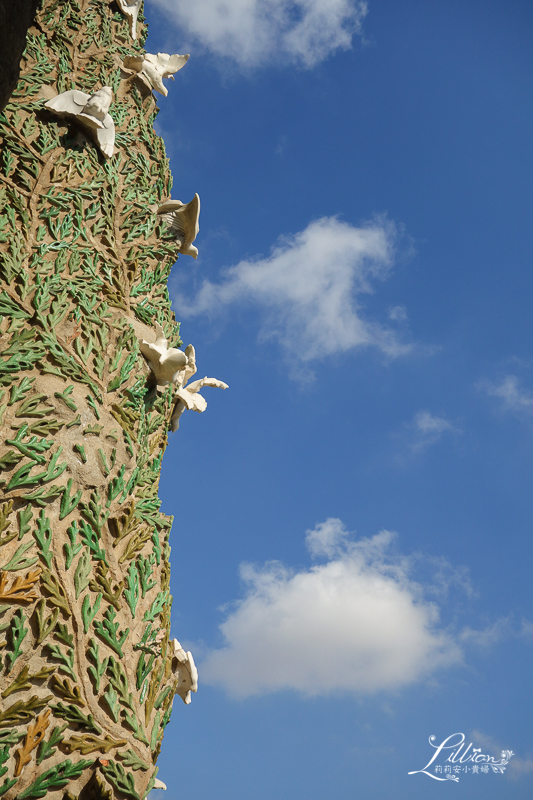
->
141, 0, 533, 796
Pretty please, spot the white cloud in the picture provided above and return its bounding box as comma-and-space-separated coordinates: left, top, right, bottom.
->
152, 0, 368, 68
200, 519, 462, 698
176, 216, 410, 376
407, 410, 459, 452
305, 517, 350, 558
483, 375, 533, 414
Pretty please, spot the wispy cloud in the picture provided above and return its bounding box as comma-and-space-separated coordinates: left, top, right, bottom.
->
175, 216, 410, 378
483, 375, 533, 415
402, 410, 460, 453
471, 730, 533, 780
460, 616, 533, 647
152, 0, 368, 69
275, 133, 289, 155
200, 519, 462, 698
460, 617, 514, 647
518, 618, 533, 639
388, 305, 408, 322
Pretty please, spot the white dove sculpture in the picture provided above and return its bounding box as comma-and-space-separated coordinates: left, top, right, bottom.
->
171, 377, 229, 432
139, 322, 188, 386
170, 343, 228, 432
44, 86, 115, 157
123, 52, 190, 96
170, 639, 198, 705
156, 194, 200, 258
116, 0, 142, 39
139, 328, 228, 430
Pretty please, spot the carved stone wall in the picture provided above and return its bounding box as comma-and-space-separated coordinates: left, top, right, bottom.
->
0, 1, 195, 797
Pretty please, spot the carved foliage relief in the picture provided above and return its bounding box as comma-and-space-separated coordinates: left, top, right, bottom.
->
0, 0, 194, 797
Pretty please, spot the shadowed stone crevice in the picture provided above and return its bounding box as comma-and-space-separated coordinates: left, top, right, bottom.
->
0, 0, 40, 112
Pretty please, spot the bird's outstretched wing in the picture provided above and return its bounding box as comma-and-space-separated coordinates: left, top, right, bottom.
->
163, 53, 190, 75
116, 0, 141, 39
145, 52, 190, 79
174, 388, 206, 412
95, 118, 115, 158
159, 349, 188, 378
170, 399, 187, 431
186, 377, 229, 393
153, 321, 167, 346
45, 90, 88, 116
182, 344, 197, 384
181, 193, 201, 240
174, 378, 228, 415
139, 340, 164, 364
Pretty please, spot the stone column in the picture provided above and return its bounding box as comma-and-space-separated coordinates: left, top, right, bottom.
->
0, 1, 202, 797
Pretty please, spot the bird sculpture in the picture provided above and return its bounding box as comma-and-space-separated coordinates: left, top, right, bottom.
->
139, 329, 228, 431
116, 0, 142, 39
171, 639, 199, 705
138, 322, 188, 386
44, 86, 115, 157
123, 52, 190, 96
170, 344, 228, 431
156, 193, 200, 258
171, 376, 229, 432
